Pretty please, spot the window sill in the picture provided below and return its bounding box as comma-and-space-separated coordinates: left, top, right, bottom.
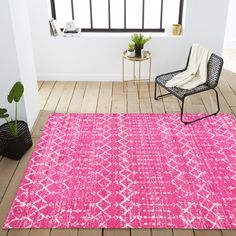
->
51, 32, 184, 38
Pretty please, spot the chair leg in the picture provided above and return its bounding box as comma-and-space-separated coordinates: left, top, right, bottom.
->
154, 82, 171, 100
154, 81, 158, 99
180, 88, 220, 125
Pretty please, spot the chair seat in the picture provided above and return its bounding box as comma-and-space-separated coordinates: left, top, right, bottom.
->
155, 71, 210, 101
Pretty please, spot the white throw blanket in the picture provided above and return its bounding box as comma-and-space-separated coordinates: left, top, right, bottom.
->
165, 44, 212, 89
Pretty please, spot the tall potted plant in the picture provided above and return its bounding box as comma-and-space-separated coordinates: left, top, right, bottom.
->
0, 82, 32, 160
131, 33, 151, 57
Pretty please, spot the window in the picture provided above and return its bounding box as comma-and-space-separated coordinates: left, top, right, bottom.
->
50, 0, 184, 32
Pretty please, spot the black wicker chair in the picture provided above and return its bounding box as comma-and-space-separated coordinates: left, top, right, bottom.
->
154, 48, 224, 124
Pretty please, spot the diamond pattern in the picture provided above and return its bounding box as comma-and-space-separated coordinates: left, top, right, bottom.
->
4, 113, 236, 229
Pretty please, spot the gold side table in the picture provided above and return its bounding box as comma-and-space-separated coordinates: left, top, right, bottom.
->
122, 50, 152, 98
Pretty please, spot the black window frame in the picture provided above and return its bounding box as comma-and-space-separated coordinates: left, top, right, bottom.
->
50, 0, 184, 33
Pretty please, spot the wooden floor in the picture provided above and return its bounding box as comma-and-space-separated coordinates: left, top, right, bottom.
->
0, 69, 236, 236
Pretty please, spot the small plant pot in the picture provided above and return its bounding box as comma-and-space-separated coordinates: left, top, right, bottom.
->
127, 50, 135, 57
0, 121, 33, 160
172, 24, 182, 35
135, 45, 143, 57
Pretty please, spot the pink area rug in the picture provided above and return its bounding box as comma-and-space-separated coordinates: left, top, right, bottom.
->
4, 113, 236, 229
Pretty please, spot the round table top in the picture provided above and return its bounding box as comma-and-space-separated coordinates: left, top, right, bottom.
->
123, 50, 151, 61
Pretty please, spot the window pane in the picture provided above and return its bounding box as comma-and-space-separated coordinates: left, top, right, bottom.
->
74, 0, 91, 28
54, 0, 72, 28
51, 0, 183, 31
110, 0, 124, 28
126, 0, 142, 28
92, 0, 109, 28
163, 0, 180, 27
144, 0, 161, 28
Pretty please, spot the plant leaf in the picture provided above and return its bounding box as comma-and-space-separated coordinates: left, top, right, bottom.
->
0, 108, 9, 118
131, 33, 151, 48
7, 81, 24, 103
8, 118, 17, 137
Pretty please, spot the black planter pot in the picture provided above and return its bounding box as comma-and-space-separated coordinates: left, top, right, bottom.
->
135, 45, 143, 57
0, 121, 33, 160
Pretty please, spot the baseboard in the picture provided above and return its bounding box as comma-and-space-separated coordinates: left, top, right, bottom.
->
38, 74, 129, 82
224, 40, 236, 49
37, 74, 154, 82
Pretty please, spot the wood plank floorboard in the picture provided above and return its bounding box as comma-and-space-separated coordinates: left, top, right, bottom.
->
29, 229, 50, 236
0, 157, 20, 203
55, 81, 76, 113
150, 83, 165, 113
31, 110, 52, 138
44, 82, 66, 111
127, 80, 140, 113
232, 106, 236, 116
194, 230, 222, 236
152, 229, 173, 236
7, 229, 30, 236
80, 82, 100, 113
189, 93, 204, 105
37, 81, 43, 89
200, 90, 218, 114
131, 229, 151, 236
1, 73, 236, 236
173, 229, 194, 236
159, 86, 180, 113
221, 230, 236, 236
97, 82, 112, 113
78, 229, 102, 236
221, 70, 236, 92
218, 79, 236, 107
217, 89, 233, 114
139, 82, 153, 113
50, 229, 78, 236
111, 82, 127, 113
39, 81, 55, 110
103, 229, 130, 236
68, 82, 86, 113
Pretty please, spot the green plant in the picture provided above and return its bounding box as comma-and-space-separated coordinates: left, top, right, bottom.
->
128, 43, 135, 51
131, 33, 151, 48
0, 82, 24, 137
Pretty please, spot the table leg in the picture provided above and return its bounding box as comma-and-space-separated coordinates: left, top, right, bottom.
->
138, 61, 141, 99
122, 56, 125, 92
148, 57, 152, 91
133, 61, 135, 84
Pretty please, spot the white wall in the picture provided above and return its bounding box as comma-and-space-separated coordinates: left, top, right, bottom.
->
0, 0, 40, 129
0, 0, 25, 122
10, 0, 40, 129
28, 0, 229, 81
224, 0, 236, 48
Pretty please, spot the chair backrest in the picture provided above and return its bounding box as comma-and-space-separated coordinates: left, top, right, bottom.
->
185, 47, 224, 88
206, 53, 224, 88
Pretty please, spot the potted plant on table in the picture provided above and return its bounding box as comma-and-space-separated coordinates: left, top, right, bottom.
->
0, 82, 32, 160
131, 33, 151, 57
127, 43, 135, 57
